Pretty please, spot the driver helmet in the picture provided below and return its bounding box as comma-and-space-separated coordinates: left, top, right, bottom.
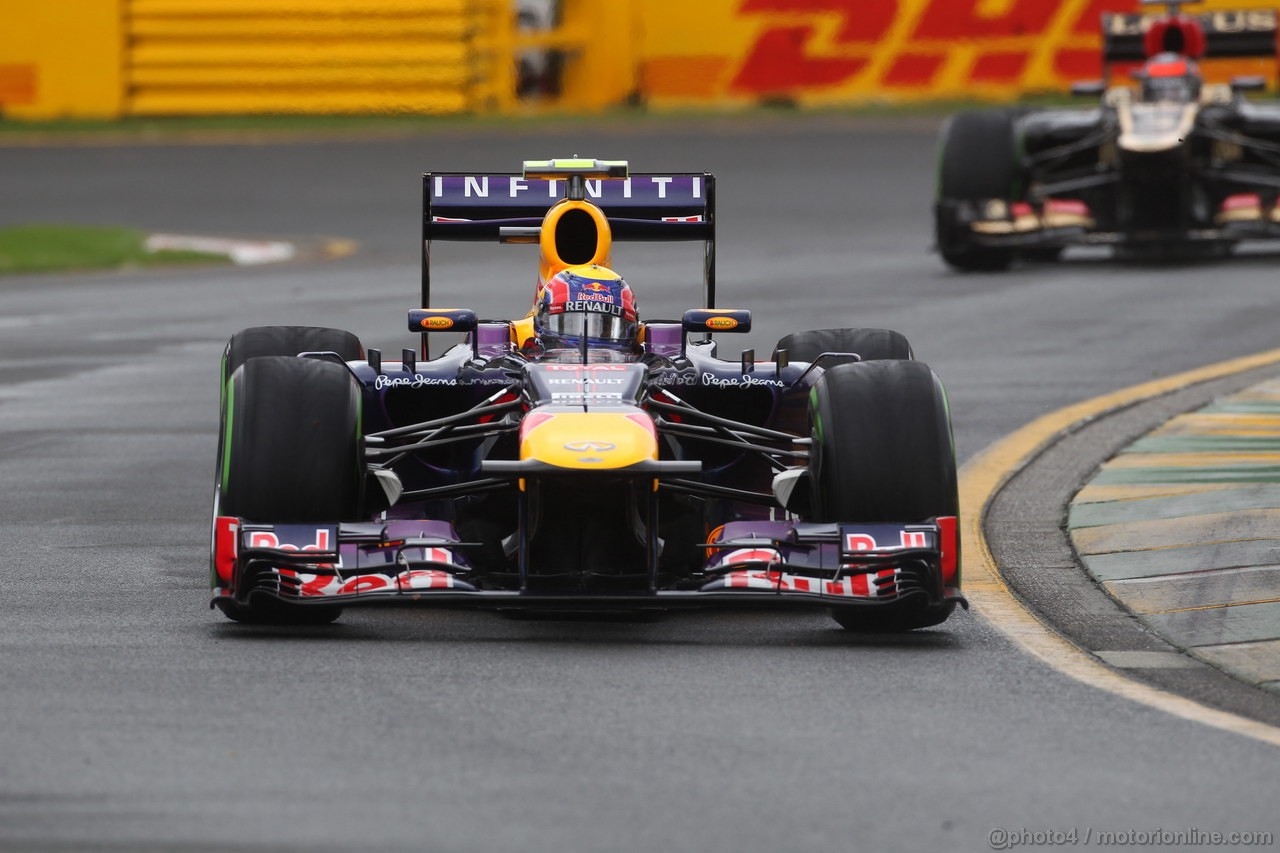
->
1140, 53, 1202, 102
534, 265, 638, 352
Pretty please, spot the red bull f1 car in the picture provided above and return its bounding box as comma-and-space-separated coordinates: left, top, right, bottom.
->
935, 1, 1280, 270
211, 158, 963, 632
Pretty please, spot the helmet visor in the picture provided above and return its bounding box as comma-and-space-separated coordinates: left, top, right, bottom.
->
1143, 75, 1195, 102
540, 311, 637, 346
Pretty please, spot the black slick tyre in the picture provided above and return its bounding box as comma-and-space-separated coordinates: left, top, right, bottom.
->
216, 324, 364, 485
773, 328, 913, 367
222, 325, 364, 381
935, 109, 1018, 272
213, 326, 363, 624
808, 360, 959, 632
215, 355, 363, 625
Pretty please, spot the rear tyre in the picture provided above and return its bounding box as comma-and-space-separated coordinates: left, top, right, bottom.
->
808, 361, 959, 632
215, 356, 363, 625
936, 109, 1019, 272
772, 328, 913, 367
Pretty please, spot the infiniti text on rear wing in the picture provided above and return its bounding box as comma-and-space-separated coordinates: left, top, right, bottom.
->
425, 172, 713, 240
421, 171, 717, 308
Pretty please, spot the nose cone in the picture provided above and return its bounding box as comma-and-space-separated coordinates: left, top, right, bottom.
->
520, 410, 657, 469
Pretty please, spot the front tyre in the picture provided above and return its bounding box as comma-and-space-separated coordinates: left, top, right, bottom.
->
772, 328, 912, 367
215, 356, 364, 625
808, 361, 959, 631
223, 325, 364, 381
216, 325, 365, 480
936, 109, 1019, 273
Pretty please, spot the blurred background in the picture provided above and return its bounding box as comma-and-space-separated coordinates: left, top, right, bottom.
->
3, 0, 1277, 124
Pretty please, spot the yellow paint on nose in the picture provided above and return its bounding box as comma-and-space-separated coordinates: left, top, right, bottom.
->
520, 411, 656, 470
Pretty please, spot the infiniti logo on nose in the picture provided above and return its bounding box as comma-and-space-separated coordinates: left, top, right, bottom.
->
563, 441, 616, 452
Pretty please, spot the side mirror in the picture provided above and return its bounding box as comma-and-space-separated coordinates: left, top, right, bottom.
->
407, 308, 478, 334
1070, 80, 1105, 97
1232, 75, 1267, 94
681, 308, 752, 335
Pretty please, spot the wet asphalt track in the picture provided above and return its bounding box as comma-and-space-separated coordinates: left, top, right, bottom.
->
1, 116, 1278, 852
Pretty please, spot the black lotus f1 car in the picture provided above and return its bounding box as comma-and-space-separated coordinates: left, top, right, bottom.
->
936, 2, 1280, 270
211, 158, 963, 632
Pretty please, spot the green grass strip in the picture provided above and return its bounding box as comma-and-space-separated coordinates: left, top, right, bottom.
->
0, 225, 226, 275
0, 97, 1086, 142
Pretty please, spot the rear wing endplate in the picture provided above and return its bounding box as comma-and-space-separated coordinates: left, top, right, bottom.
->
421, 171, 717, 310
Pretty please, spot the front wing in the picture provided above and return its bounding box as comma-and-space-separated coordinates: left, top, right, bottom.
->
942, 191, 1280, 252
211, 517, 965, 613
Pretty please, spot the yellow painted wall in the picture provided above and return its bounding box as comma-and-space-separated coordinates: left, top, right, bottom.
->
636, 0, 1280, 109
0, 0, 122, 119
0, 0, 491, 118
124, 0, 482, 115
556, 0, 640, 110
3, 0, 1278, 119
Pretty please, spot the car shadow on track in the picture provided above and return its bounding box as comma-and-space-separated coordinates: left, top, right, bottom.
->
999, 245, 1280, 271
207, 610, 967, 650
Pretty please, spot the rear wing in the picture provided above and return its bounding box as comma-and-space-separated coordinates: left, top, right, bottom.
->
421, 171, 717, 310
1101, 9, 1278, 62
